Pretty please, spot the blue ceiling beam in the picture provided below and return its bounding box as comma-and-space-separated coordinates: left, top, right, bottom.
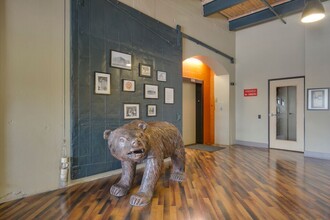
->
229, 0, 305, 31
203, 0, 246, 17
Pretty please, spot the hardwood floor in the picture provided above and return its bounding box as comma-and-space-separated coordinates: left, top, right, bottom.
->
1, 145, 330, 219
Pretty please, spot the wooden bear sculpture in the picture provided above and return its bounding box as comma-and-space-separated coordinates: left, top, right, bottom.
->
103, 120, 185, 206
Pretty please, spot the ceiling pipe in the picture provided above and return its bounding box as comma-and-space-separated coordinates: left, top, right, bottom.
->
176, 25, 235, 63
260, 0, 287, 24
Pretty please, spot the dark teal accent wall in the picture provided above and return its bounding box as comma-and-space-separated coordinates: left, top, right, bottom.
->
71, 0, 183, 179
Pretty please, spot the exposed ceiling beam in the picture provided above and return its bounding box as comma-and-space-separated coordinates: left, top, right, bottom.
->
229, 0, 305, 31
203, 0, 246, 17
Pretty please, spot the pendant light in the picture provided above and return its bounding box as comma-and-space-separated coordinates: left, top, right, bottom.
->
301, 0, 325, 23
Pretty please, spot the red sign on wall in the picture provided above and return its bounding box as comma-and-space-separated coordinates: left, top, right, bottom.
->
244, 88, 258, 97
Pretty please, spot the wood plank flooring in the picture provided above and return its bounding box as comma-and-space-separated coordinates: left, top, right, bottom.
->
1, 145, 330, 219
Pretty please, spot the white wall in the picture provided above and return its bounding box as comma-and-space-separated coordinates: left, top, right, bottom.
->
214, 74, 230, 145
236, 13, 305, 145
305, 1, 330, 156
0, 0, 235, 202
236, 1, 330, 157
0, 0, 69, 202
194, 56, 235, 145
182, 81, 196, 145
120, 0, 235, 72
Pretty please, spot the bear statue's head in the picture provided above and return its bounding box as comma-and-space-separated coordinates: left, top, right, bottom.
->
103, 120, 149, 162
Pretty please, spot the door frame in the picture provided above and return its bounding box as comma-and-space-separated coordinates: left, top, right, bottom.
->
268, 76, 305, 151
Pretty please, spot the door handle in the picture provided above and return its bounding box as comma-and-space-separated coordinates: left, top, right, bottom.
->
269, 113, 278, 117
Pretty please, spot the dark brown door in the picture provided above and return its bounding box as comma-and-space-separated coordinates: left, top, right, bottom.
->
196, 83, 203, 144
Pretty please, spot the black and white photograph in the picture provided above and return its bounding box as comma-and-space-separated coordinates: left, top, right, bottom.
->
308, 88, 329, 110
122, 79, 135, 92
147, 105, 157, 117
165, 87, 174, 104
144, 84, 159, 99
157, 70, 167, 82
110, 50, 132, 70
124, 104, 140, 119
139, 63, 152, 77
94, 72, 110, 94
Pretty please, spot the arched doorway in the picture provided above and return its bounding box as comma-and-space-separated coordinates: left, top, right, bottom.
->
182, 57, 214, 145
182, 56, 233, 146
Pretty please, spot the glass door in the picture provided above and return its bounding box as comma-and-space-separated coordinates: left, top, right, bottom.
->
276, 86, 297, 141
269, 78, 304, 152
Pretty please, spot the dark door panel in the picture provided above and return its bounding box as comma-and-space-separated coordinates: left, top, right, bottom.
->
196, 83, 203, 144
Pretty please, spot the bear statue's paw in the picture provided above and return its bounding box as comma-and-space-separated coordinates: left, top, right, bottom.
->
110, 183, 130, 197
129, 192, 152, 206
170, 172, 185, 182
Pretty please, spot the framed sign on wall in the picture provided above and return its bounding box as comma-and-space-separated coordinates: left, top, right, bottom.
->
307, 88, 329, 110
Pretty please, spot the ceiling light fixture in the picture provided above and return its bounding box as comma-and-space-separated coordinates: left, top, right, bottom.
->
301, 0, 326, 23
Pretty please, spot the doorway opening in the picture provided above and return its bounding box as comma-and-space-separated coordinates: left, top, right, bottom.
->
182, 57, 214, 145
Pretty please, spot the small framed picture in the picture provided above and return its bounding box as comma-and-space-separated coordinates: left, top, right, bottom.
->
144, 84, 159, 99
165, 87, 174, 104
307, 88, 329, 110
124, 104, 140, 119
122, 79, 135, 92
139, 63, 152, 77
95, 72, 111, 95
157, 70, 167, 82
147, 105, 157, 117
110, 50, 132, 70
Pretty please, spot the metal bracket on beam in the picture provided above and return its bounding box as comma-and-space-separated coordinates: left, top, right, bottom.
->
260, 0, 286, 24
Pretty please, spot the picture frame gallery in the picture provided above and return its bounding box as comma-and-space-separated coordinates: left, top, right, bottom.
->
95, 72, 111, 95
147, 104, 157, 117
102, 48, 173, 119
144, 84, 159, 99
139, 63, 152, 77
164, 87, 174, 104
157, 70, 167, 82
124, 104, 140, 119
110, 50, 132, 70
122, 79, 135, 92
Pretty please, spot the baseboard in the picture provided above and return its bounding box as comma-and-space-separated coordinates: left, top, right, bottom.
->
304, 151, 330, 160
235, 140, 269, 148
0, 158, 172, 204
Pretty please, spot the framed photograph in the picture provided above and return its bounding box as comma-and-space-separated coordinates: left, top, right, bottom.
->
157, 70, 167, 82
122, 79, 135, 92
165, 87, 174, 104
147, 105, 157, 117
144, 84, 159, 99
307, 88, 329, 110
110, 50, 132, 70
95, 72, 111, 95
124, 104, 140, 119
139, 63, 152, 77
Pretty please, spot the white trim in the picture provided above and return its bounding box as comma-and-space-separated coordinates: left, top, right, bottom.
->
269, 78, 305, 152
235, 140, 268, 148
304, 151, 330, 160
